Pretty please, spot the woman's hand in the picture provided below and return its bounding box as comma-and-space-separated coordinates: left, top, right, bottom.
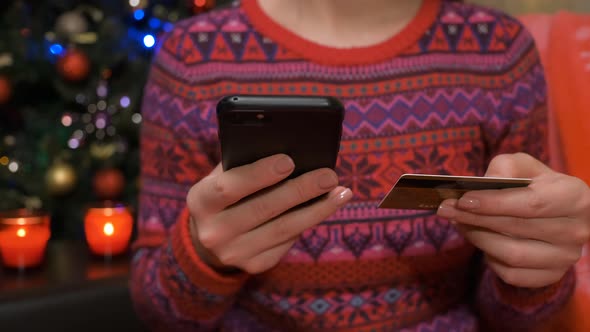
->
186, 154, 352, 274
437, 153, 590, 288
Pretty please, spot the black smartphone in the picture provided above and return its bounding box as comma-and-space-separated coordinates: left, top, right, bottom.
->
216, 95, 345, 179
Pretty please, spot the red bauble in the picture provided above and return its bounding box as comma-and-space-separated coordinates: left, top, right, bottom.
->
0, 76, 12, 105
93, 168, 125, 199
191, 0, 215, 14
57, 49, 90, 82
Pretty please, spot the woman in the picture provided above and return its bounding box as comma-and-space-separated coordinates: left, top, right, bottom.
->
131, 0, 590, 330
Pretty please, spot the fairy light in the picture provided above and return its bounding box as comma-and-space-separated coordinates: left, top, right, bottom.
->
120, 96, 130, 108
97, 100, 107, 111
8, 161, 19, 173
131, 113, 142, 124
96, 118, 106, 129
61, 114, 73, 127
68, 138, 80, 149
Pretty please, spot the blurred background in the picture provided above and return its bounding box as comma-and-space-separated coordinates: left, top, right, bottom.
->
475, 0, 590, 14
0, 0, 587, 241
0, 0, 230, 241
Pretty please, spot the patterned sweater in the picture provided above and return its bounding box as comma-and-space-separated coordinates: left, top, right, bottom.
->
131, 0, 576, 331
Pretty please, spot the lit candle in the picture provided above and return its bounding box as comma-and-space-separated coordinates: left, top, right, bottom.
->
84, 203, 133, 256
0, 210, 51, 269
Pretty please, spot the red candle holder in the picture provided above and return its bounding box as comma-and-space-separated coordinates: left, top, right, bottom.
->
84, 202, 133, 256
0, 209, 51, 269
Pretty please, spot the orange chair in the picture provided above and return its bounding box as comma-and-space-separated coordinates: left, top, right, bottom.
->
520, 11, 590, 332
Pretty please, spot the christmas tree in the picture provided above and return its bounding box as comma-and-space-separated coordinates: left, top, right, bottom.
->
0, 0, 220, 239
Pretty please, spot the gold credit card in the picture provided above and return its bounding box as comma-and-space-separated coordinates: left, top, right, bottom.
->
378, 174, 532, 210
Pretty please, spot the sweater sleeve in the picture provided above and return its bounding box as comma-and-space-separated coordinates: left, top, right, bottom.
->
476, 17, 576, 331
129, 27, 248, 331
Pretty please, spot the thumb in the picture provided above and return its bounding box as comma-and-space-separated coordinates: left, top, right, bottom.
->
485, 153, 552, 179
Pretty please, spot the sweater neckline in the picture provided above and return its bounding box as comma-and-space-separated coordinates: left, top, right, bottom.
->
241, 0, 442, 66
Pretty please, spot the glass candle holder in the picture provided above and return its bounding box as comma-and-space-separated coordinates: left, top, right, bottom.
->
0, 209, 51, 269
84, 202, 133, 256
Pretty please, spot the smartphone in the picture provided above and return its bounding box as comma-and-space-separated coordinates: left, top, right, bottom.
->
216, 95, 345, 179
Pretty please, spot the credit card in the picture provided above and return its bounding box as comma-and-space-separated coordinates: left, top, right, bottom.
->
378, 174, 532, 210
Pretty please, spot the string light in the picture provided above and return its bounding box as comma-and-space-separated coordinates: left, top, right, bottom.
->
96, 117, 107, 129
73, 130, 84, 140
143, 34, 156, 48
97, 85, 108, 98
49, 44, 64, 55
97, 100, 107, 111
149, 18, 161, 29
133, 9, 145, 21
8, 161, 19, 173
68, 138, 80, 149
61, 114, 73, 127
120, 96, 131, 108
0, 156, 9, 166
131, 113, 142, 124
129, 0, 140, 7
76, 94, 86, 104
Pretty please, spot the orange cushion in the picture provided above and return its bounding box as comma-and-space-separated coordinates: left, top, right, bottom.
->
520, 11, 590, 332
545, 12, 590, 185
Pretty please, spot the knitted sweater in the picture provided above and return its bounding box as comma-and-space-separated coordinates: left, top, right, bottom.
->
131, 0, 576, 331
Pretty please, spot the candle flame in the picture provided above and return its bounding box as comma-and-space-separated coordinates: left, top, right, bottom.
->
16, 228, 27, 237
103, 222, 114, 236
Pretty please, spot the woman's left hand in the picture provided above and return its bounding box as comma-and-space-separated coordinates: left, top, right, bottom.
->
437, 152, 590, 288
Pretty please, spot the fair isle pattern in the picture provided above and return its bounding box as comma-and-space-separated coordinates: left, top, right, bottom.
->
219, 306, 478, 332
130, 1, 575, 331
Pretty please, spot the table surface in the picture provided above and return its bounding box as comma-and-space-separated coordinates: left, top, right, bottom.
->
0, 240, 146, 332
0, 240, 131, 302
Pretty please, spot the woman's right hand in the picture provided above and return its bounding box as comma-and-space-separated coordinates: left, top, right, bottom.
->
186, 154, 352, 274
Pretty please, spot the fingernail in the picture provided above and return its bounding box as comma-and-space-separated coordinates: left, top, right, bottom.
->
334, 188, 353, 205
437, 202, 456, 219
458, 197, 480, 210
319, 172, 338, 190
274, 156, 295, 174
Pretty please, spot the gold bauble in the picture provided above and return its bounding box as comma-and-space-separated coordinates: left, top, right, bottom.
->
90, 142, 116, 160
46, 163, 77, 195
